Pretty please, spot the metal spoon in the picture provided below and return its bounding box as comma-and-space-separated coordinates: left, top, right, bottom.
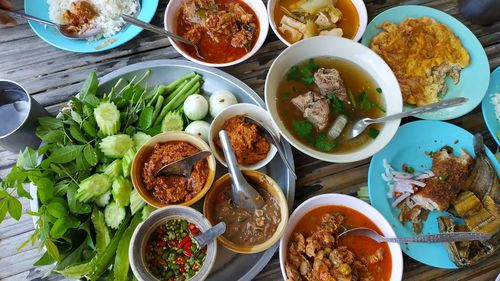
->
218, 130, 266, 210
1, 8, 101, 39
244, 117, 296, 179
348, 97, 468, 139
155, 151, 212, 177
338, 227, 492, 243
192, 222, 226, 251
121, 14, 206, 60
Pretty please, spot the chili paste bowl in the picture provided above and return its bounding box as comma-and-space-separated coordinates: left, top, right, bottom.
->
203, 170, 289, 254
208, 103, 279, 170
130, 205, 217, 281
131, 131, 217, 208
164, 0, 269, 67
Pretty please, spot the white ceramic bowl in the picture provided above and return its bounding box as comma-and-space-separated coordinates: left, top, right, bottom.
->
164, 0, 269, 67
265, 36, 402, 163
267, 0, 368, 46
279, 193, 403, 281
208, 103, 279, 170
130, 205, 217, 281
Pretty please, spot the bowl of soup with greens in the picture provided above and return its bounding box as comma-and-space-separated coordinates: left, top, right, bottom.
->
265, 36, 402, 163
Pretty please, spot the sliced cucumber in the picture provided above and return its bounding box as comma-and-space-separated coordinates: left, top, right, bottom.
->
122, 147, 136, 178
99, 134, 134, 158
132, 132, 152, 148
95, 191, 111, 208
103, 159, 122, 181
130, 189, 146, 215
161, 111, 183, 132
104, 201, 126, 229
94, 101, 120, 136
142, 205, 155, 220
76, 174, 111, 203
112, 176, 132, 207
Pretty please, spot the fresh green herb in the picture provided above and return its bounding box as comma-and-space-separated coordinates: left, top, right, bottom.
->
367, 128, 380, 139
439, 175, 449, 182
358, 91, 386, 113
328, 94, 344, 113
406, 166, 415, 174
314, 133, 339, 152
376, 87, 382, 93
281, 91, 292, 101
293, 119, 313, 138
347, 89, 356, 107
286, 59, 319, 85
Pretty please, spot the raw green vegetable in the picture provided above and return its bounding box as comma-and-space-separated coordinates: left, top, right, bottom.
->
130, 189, 146, 215
151, 95, 164, 123
185, 120, 210, 142
161, 72, 197, 94
94, 101, 121, 136
95, 191, 111, 207
122, 147, 136, 178
113, 214, 143, 281
142, 205, 154, 220
99, 134, 134, 158
132, 132, 152, 148
91, 206, 111, 253
104, 202, 126, 229
209, 89, 237, 117
112, 177, 132, 207
183, 94, 208, 120
161, 111, 184, 132
103, 159, 122, 181
56, 262, 92, 279
76, 174, 111, 203
86, 213, 131, 280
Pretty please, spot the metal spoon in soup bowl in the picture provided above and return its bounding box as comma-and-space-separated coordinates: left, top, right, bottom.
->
0, 8, 102, 39
218, 130, 266, 210
347, 97, 468, 139
338, 227, 492, 243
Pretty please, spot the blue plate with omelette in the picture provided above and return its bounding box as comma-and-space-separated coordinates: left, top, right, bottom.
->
24, 0, 158, 53
361, 5, 490, 120
368, 120, 500, 269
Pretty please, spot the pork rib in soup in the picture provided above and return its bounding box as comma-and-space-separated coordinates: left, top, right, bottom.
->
277, 57, 386, 154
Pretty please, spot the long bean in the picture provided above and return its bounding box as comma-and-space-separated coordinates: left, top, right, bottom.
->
113, 213, 143, 281
160, 72, 197, 94
165, 80, 188, 104
154, 75, 201, 125
151, 95, 164, 124
172, 82, 201, 110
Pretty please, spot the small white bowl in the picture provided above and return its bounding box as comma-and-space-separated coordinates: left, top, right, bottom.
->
130, 205, 217, 281
164, 0, 269, 68
279, 194, 403, 281
267, 0, 368, 46
208, 103, 279, 170
265, 36, 402, 163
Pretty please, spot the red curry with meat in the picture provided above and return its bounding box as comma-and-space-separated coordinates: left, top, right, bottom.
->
286, 206, 392, 281
142, 141, 209, 204
176, 0, 260, 63
213, 115, 271, 166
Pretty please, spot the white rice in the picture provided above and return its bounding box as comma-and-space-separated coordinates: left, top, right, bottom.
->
491, 92, 500, 121
48, 0, 139, 40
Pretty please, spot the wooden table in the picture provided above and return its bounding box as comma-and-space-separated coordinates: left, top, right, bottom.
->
0, 0, 499, 280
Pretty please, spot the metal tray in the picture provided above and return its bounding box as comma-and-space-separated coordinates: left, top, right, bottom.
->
30, 59, 295, 281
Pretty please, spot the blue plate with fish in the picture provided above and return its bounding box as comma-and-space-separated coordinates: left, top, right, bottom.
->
481, 67, 500, 146
24, 0, 158, 53
361, 5, 490, 120
368, 120, 500, 268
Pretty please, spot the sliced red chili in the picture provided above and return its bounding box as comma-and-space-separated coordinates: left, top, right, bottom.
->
178, 236, 191, 248
184, 248, 193, 257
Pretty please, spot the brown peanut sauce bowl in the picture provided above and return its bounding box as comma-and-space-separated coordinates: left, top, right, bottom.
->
203, 170, 288, 254
131, 131, 217, 208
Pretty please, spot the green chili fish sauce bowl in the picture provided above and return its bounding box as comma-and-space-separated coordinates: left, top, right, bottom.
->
129, 206, 217, 281
265, 36, 402, 163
